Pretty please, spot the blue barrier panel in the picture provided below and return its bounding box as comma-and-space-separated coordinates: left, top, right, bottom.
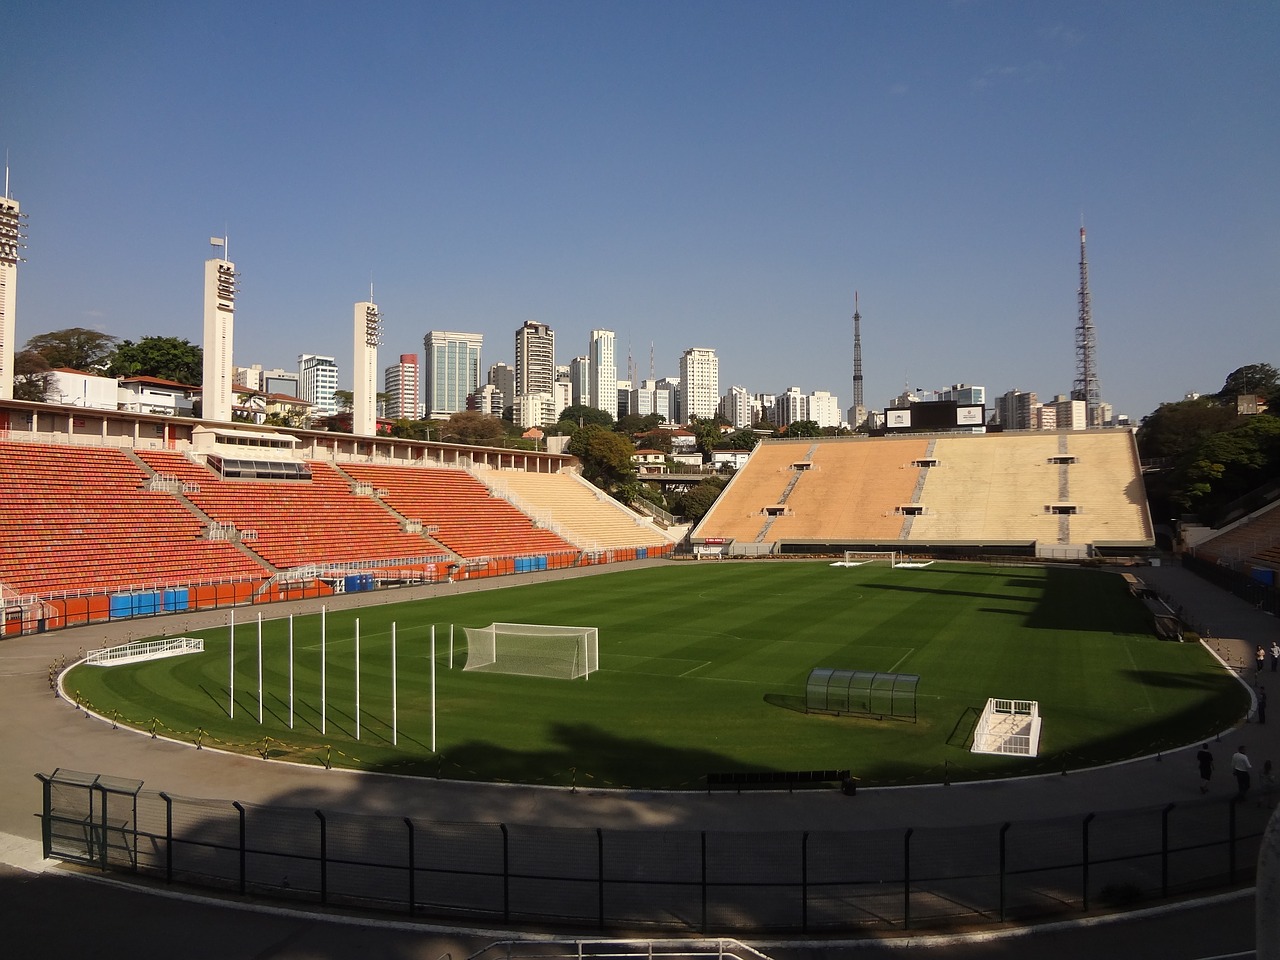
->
344, 575, 362, 593
536, 556, 548, 571
162, 588, 190, 612
135, 592, 162, 615
1253, 568, 1276, 586
637, 548, 647, 560
109, 594, 135, 619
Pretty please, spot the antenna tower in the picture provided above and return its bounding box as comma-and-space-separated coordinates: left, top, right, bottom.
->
1070, 226, 1100, 427
851, 291, 864, 416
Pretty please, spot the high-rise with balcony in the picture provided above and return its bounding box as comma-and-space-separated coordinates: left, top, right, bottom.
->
588, 329, 617, 417
384, 353, 421, 420
678, 347, 719, 423
424, 330, 483, 419
515, 321, 555, 398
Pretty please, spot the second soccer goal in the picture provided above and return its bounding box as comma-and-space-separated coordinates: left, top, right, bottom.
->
463, 622, 600, 680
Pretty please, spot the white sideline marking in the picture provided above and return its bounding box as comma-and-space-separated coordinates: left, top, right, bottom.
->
0, 832, 53, 874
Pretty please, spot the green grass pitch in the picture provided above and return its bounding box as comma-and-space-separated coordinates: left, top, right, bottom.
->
62, 562, 1248, 789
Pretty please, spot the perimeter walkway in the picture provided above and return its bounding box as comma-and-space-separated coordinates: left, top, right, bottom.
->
0, 558, 1277, 957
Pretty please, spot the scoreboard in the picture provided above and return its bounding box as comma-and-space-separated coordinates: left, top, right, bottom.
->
883, 400, 986, 432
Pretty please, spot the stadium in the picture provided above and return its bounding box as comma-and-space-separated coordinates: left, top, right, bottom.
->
4, 394, 1279, 943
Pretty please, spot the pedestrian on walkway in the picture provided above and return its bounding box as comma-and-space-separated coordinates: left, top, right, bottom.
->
1259, 687, 1268, 725
1233, 745, 1253, 799
1258, 645, 1267, 674
1197, 743, 1214, 793
1271, 641, 1279, 672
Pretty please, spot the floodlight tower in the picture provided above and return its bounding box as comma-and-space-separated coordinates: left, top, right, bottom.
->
0, 167, 27, 402
202, 236, 238, 421
353, 290, 382, 437
1070, 226, 1101, 427
850, 292, 865, 428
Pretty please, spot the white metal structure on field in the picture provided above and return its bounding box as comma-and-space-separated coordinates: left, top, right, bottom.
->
971, 698, 1041, 756
464, 622, 599, 679
85, 637, 204, 667
829, 550, 899, 568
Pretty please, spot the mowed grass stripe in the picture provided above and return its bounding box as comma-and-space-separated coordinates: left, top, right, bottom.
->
63, 562, 1247, 788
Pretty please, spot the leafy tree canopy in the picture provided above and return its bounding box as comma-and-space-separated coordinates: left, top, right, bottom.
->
720, 429, 762, 450
12, 349, 53, 401
558, 404, 615, 430
1137, 398, 1239, 461
567, 423, 637, 495
107, 335, 202, 385
781, 419, 821, 438
443, 410, 507, 446
1170, 415, 1280, 513
331, 389, 355, 412
674, 476, 728, 523
616, 412, 665, 435
23, 327, 118, 371
1218, 363, 1279, 400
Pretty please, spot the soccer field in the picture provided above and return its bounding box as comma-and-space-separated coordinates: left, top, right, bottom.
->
63, 562, 1248, 788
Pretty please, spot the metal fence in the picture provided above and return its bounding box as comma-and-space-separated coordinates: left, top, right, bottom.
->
36, 770, 1269, 934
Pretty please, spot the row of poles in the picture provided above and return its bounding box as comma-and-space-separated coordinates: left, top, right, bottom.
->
227, 606, 452, 752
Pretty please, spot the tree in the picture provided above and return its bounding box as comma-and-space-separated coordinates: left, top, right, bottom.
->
107, 335, 203, 384
23, 327, 118, 371
616, 412, 665, 435
567, 424, 638, 495
1137, 398, 1238, 461
1218, 363, 1279, 400
1170, 415, 1280, 514
557, 404, 615, 430
674, 476, 728, 523
721, 429, 762, 451
12, 349, 53, 401
443, 410, 507, 446
332, 389, 354, 413
782, 419, 821, 438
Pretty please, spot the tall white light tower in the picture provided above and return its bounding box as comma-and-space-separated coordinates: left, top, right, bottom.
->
353, 294, 382, 436
202, 237, 237, 421
0, 164, 26, 402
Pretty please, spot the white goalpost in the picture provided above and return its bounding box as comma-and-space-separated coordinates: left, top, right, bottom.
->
463, 623, 599, 680
830, 550, 899, 568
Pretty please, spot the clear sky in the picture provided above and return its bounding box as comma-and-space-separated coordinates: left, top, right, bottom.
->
4, 1, 1277, 422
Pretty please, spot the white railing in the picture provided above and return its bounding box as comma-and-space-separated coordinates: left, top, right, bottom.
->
85, 637, 204, 667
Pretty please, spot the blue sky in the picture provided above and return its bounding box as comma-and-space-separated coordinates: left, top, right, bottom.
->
4, 1, 1276, 421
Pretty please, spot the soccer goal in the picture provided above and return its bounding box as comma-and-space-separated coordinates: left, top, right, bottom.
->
971, 698, 1042, 757
830, 550, 899, 568
463, 623, 599, 680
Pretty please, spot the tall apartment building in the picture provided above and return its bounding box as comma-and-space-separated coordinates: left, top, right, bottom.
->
588, 330, 617, 417
568, 356, 591, 407
994, 389, 1038, 430
631, 379, 675, 423
487, 361, 516, 410
424, 331, 483, 419
808, 390, 841, 429
773, 386, 808, 428
719, 385, 753, 429
678, 347, 719, 423
515, 321, 555, 397
939, 383, 986, 406
468, 382, 505, 417
615, 379, 632, 420
1048, 394, 1088, 430
384, 353, 421, 420
298, 354, 339, 421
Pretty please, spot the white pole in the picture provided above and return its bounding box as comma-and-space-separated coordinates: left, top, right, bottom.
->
355, 618, 361, 741
288, 614, 294, 730
321, 605, 327, 736
449, 624, 454, 669
431, 624, 437, 753
229, 609, 235, 720
391, 622, 398, 746
257, 613, 263, 724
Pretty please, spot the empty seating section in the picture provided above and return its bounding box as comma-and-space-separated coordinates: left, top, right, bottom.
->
695, 432, 1154, 550
1196, 503, 1280, 568
1061, 433, 1155, 544
481, 469, 674, 550
135, 451, 433, 568
696, 442, 816, 542
767, 438, 929, 541
340, 463, 575, 559
909, 435, 1063, 543
0, 442, 267, 595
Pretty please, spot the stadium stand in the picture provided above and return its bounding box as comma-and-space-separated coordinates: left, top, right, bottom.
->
692, 431, 1154, 556
476, 468, 677, 552
339, 462, 576, 559
135, 451, 440, 568
1194, 501, 1280, 572
0, 441, 269, 594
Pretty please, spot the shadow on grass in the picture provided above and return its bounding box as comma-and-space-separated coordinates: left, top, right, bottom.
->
763, 692, 807, 713
947, 705, 980, 748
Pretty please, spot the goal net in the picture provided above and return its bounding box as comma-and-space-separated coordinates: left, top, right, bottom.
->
971, 698, 1041, 756
830, 550, 899, 568
463, 623, 599, 679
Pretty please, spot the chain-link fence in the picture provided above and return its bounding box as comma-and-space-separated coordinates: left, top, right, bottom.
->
36, 770, 1269, 934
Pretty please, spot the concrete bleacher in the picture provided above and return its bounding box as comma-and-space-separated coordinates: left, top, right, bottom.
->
136, 451, 436, 569
478, 468, 676, 552
0, 441, 268, 594
693, 431, 1154, 554
1195, 500, 1280, 571
340, 462, 576, 560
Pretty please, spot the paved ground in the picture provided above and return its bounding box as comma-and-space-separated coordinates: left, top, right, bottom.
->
1, 558, 1277, 958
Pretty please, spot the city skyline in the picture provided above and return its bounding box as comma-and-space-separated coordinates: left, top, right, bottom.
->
3, 3, 1276, 423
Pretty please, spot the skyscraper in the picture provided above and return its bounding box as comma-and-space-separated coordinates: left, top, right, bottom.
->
424, 330, 483, 419
0, 186, 25, 403
678, 347, 719, 423
487, 361, 516, 409
298, 354, 339, 421
515, 320, 555, 398
588, 329, 617, 417
384, 354, 420, 420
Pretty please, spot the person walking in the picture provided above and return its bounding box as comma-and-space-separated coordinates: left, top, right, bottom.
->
1196, 743, 1214, 794
1271, 641, 1279, 672
1233, 745, 1253, 799
1258, 645, 1267, 674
